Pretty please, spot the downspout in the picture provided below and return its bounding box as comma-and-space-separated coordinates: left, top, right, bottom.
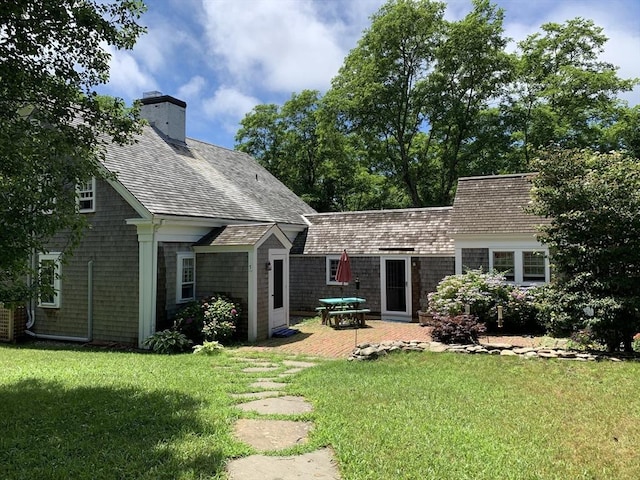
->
87, 260, 93, 341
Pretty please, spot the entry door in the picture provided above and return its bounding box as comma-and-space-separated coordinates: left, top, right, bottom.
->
268, 251, 288, 333
381, 257, 411, 320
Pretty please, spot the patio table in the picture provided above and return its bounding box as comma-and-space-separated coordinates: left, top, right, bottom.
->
318, 297, 368, 328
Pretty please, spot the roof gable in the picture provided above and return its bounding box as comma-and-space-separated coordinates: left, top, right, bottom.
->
450, 173, 550, 236
102, 126, 315, 225
292, 208, 453, 256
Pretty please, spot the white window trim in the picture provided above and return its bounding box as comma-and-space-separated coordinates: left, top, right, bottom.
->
77, 177, 96, 213
176, 252, 196, 303
38, 252, 61, 308
489, 248, 549, 285
325, 255, 345, 285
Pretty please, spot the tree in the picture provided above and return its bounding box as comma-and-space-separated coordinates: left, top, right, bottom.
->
325, 0, 512, 206
530, 147, 640, 352
0, 1, 146, 302
236, 90, 398, 211
504, 18, 638, 170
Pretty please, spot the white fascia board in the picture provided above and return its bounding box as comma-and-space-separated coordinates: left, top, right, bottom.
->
278, 222, 308, 243
255, 224, 293, 251
102, 170, 151, 220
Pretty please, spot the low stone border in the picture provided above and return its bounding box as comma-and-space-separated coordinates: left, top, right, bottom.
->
349, 340, 633, 362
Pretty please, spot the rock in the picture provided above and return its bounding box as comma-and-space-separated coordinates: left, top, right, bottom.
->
360, 346, 379, 357
483, 342, 512, 350
428, 342, 448, 353
557, 351, 577, 359
513, 347, 535, 355
538, 352, 558, 359
500, 350, 517, 356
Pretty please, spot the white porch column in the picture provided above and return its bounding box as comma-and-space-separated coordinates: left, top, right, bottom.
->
133, 221, 159, 348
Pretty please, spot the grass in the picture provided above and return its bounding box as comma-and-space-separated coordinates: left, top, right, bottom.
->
1, 343, 639, 479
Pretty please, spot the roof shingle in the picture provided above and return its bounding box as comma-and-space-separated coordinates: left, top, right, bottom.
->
292, 208, 453, 256
450, 173, 550, 236
102, 126, 316, 225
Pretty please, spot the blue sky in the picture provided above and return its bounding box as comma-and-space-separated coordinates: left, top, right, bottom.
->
99, 0, 640, 149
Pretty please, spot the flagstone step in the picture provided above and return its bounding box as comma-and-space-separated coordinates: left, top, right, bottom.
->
235, 395, 313, 415
226, 448, 340, 480
233, 418, 312, 451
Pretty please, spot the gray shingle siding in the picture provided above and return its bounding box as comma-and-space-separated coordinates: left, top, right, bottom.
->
290, 256, 382, 314
35, 179, 140, 344
461, 248, 490, 272
157, 242, 194, 330
196, 252, 249, 340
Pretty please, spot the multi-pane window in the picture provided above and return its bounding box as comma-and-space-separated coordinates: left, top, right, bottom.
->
523, 251, 546, 282
490, 249, 548, 284
492, 251, 515, 281
326, 256, 341, 284
177, 253, 195, 302
77, 178, 96, 212
39, 253, 61, 308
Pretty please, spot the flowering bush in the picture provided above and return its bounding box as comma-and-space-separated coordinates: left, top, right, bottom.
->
174, 294, 240, 345
201, 295, 238, 343
428, 269, 544, 333
633, 333, 640, 353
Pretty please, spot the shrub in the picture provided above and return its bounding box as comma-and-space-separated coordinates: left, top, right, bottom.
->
430, 314, 487, 344
143, 330, 192, 354
633, 333, 640, 353
174, 294, 240, 345
428, 269, 543, 333
193, 341, 224, 355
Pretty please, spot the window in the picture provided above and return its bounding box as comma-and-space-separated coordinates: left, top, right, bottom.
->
77, 178, 96, 213
492, 251, 515, 281
523, 251, 546, 282
489, 249, 548, 284
177, 253, 195, 303
39, 253, 61, 308
326, 256, 341, 285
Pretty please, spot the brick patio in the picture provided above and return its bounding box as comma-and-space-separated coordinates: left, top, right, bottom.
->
238, 319, 431, 358
237, 317, 539, 359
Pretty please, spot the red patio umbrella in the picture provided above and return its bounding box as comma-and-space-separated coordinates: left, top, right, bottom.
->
335, 249, 352, 296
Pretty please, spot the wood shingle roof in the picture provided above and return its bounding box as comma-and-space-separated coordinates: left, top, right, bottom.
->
102, 126, 316, 225
292, 208, 453, 256
450, 173, 550, 236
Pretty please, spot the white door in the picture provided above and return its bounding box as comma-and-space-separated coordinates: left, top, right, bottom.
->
268, 250, 289, 333
381, 257, 411, 321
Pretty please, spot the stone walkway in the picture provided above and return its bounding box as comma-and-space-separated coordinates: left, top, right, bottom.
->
226, 358, 341, 480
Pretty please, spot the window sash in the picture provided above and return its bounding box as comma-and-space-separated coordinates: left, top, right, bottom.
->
326, 256, 341, 284
492, 251, 515, 281
39, 253, 61, 308
77, 178, 95, 212
523, 251, 546, 282
177, 254, 195, 302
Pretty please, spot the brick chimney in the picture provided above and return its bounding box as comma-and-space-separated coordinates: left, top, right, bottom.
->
140, 91, 187, 143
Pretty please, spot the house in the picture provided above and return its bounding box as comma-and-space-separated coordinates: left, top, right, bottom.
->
450, 173, 551, 285
290, 173, 550, 321
290, 208, 455, 321
29, 93, 316, 347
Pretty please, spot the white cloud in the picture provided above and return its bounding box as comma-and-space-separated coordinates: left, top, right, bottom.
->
106, 46, 157, 98
178, 75, 207, 100
199, 0, 346, 93
202, 86, 260, 124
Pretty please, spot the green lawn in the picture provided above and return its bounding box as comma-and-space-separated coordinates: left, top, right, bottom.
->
1, 343, 639, 479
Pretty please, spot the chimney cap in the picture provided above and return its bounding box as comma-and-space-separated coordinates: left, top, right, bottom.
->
140, 94, 186, 109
